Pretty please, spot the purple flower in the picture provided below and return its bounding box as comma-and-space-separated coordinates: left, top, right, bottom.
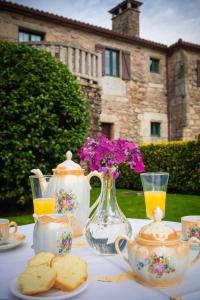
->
78, 134, 145, 178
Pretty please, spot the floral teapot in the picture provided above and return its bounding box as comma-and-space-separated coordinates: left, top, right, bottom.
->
115, 207, 200, 288
31, 151, 102, 236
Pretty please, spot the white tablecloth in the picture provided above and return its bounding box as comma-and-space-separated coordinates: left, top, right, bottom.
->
0, 219, 200, 300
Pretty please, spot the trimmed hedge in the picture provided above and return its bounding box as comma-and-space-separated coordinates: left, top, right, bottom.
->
0, 42, 89, 210
117, 139, 200, 194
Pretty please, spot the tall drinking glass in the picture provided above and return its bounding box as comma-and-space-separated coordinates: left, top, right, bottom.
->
29, 176, 56, 217
140, 173, 169, 219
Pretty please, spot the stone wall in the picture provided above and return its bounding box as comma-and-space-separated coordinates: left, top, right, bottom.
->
168, 50, 187, 140
168, 49, 200, 140
184, 51, 200, 140
81, 82, 102, 137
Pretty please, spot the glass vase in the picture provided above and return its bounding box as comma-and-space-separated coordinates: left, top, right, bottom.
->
85, 169, 132, 255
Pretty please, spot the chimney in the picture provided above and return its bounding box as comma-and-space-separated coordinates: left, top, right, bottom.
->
109, 0, 143, 37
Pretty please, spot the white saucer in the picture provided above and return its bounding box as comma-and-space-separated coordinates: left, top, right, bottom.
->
0, 233, 25, 251
10, 278, 89, 300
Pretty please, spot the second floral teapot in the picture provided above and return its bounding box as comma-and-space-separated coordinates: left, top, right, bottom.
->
31, 151, 102, 236
115, 207, 200, 288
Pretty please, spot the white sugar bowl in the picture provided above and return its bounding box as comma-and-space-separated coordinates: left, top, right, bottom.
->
33, 214, 72, 255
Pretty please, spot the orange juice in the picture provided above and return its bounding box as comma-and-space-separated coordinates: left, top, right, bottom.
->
144, 191, 166, 219
33, 198, 56, 215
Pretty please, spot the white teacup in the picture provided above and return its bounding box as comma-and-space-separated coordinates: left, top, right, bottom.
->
181, 216, 200, 240
181, 216, 200, 249
0, 219, 18, 244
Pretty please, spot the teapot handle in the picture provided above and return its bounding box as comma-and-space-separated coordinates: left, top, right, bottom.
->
86, 171, 102, 214
115, 235, 130, 264
187, 238, 200, 268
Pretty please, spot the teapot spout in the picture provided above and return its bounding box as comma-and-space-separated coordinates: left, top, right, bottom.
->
31, 169, 48, 195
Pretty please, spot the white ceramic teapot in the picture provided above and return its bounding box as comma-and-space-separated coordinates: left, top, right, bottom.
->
33, 214, 72, 255
115, 207, 200, 288
31, 151, 102, 236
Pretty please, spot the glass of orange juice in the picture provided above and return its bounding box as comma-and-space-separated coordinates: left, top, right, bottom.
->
140, 173, 169, 219
29, 175, 56, 221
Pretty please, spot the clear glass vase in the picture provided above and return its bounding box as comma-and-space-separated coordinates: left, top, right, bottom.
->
85, 169, 132, 255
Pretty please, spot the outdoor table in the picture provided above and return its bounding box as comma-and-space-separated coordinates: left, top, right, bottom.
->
0, 219, 200, 300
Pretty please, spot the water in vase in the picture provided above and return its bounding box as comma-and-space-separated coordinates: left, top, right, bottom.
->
85, 217, 132, 255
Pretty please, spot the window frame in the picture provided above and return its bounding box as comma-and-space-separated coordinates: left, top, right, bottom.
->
149, 57, 160, 74
18, 28, 44, 42
151, 122, 161, 137
105, 48, 120, 77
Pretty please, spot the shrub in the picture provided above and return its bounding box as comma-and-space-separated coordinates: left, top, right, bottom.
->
0, 41, 89, 210
117, 140, 200, 194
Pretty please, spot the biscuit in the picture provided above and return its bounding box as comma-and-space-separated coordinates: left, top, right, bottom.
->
28, 252, 55, 267
18, 264, 56, 295
51, 253, 88, 291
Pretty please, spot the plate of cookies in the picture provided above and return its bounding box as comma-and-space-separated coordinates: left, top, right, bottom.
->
10, 252, 89, 299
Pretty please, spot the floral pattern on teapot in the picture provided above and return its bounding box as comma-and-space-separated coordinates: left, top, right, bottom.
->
56, 189, 78, 214
137, 253, 176, 278
57, 231, 72, 254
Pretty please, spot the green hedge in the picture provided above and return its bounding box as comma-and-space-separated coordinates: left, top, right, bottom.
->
0, 42, 89, 210
117, 139, 200, 194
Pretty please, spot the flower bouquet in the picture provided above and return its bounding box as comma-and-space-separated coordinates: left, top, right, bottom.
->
78, 135, 144, 255
78, 134, 144, 178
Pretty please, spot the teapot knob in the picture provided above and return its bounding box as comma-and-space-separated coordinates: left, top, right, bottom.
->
66, 151, 72, 161
153, 206, 163, 222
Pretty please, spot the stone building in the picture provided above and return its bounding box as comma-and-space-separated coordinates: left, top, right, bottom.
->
0, 0, 200, 143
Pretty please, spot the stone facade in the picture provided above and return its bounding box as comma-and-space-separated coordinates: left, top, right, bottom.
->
81, 82, 102, 136
168, 48, 200, 140
0, 0, 200, 143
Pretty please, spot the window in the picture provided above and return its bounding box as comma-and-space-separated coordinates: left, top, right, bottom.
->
19, 30, 44, 42
151, 122, 161, 137
105, 49, 119, 77
95, 44, 131, 80
149, 58, 160, 74
101, 123, 113, 139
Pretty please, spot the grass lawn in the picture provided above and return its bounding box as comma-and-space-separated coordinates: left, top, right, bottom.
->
4, 188, 200, 225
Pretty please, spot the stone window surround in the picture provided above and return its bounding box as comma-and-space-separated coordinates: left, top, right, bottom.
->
140, 112, 168, 143
146, 52, 164, 79
100, 113, 120, 139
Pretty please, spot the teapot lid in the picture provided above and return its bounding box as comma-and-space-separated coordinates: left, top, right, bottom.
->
53, 151, 84, 175
136, 207, 179, 245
